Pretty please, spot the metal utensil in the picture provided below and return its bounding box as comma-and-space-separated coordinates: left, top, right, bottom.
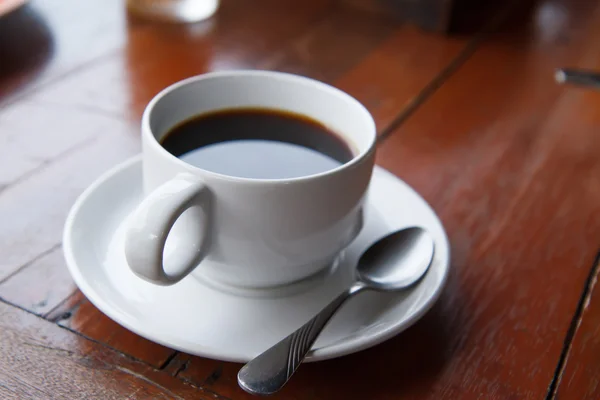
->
237, 226, 435, 395
555, 68, 600, 89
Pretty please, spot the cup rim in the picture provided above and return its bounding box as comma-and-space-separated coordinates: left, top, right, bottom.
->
141, 70, 377, 184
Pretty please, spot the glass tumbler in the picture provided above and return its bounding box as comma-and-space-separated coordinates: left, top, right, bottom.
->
127, 0, 219, 23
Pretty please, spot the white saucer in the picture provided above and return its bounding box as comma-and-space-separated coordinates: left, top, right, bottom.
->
63, 156, 450, 363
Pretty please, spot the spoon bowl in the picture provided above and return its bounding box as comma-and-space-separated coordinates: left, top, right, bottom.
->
357, 227, 434, 291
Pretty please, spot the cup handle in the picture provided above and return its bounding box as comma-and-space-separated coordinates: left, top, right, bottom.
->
124, 173, 211, 285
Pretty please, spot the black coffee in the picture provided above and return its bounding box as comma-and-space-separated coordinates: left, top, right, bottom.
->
160, 108, 354, 179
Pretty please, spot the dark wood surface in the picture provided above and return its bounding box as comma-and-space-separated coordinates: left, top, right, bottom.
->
1, 0, 599, 398
340, 0, 454, 32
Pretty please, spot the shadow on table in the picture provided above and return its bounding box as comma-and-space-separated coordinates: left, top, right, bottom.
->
0, 4, 53, 100
180, 277, 464, 399
282, 289, 460, 398
449, 0, 539, 35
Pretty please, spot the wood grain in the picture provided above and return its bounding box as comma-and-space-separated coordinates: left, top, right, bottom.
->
0, 246, 74, 315
554, 256, 600, 400
373, 0, 600, 398
170, 0, 600, 398
0, 121, 139, 281
259, 6, 394, 81
0, 0, 128, 103
0, 0, 482, 372
0, 300, 221, 399
341, 0, 454, 32
1, 0, 599, 397
334, 25, 472, 134
540, 17, 600, 397
0, 0, 334, 104
17, 0, 334, 121
43, 291, 175, 368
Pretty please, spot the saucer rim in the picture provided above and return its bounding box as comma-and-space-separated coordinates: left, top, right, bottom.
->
63, 155, 450, 362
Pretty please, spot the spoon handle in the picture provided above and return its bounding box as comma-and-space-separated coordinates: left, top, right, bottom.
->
237, 282, 365, 395
555, 68, 600, 88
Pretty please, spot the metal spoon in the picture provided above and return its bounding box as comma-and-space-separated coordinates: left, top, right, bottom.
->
555, 68, 600, 89
237, 226, 435, 396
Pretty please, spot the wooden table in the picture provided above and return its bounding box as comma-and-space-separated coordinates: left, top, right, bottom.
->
1, 0, 599, 398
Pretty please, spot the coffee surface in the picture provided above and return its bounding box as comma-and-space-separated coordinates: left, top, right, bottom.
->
160, 108, 354, 179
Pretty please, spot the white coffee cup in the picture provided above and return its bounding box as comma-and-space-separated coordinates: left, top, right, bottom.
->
124, 71, 376, 289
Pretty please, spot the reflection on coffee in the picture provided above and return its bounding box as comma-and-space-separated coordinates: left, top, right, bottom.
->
160, 108, 354, 179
